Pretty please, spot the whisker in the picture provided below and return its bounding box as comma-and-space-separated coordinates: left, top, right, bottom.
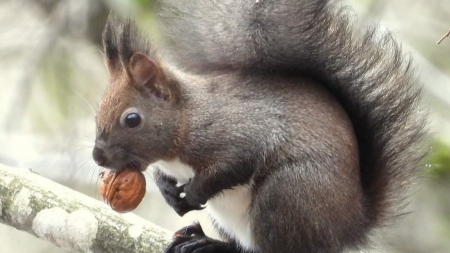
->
71, 88, 97, 116
79, 135, 95, 143
69, 156, 94, 181
127, 153, 152, 168
89, 162, 101, 195
71, 146, 94, 153
144, 170, 155, 180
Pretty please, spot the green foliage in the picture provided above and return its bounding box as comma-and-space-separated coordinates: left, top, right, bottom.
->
424, 140, 450, 180
132, 0, 157, 10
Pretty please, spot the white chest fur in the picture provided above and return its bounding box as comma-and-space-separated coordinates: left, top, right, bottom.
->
207, 184, 254, 251
151, 158, 195, 184
150, 158, 255, 251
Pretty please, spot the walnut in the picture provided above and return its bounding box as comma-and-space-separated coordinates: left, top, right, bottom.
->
99, 168, 146, 213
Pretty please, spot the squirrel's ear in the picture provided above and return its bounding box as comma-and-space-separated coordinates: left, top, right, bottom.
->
128, 53, 165, 99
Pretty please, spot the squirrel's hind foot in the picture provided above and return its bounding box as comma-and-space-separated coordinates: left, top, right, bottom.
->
164, 223, 239, 253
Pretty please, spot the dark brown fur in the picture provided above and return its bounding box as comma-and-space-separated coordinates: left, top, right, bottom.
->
93, 1, 428, 253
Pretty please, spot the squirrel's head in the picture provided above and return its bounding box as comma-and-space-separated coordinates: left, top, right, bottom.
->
92, 16, 182, 171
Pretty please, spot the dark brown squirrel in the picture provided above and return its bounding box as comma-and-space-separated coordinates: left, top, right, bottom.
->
92, 0, 428, 253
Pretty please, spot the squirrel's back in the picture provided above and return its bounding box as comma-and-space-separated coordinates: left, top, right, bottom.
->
160, 0, 428, 228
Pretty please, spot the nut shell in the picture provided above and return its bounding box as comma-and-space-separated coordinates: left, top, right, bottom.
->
99, 168, 146, 213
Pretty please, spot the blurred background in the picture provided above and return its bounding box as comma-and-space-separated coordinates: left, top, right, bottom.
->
0, 0, 449, 252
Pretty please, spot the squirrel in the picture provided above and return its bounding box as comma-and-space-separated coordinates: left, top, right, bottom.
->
92, 0, 428, 253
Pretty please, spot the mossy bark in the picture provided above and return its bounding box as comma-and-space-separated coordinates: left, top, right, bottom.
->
0, 163, 172, 253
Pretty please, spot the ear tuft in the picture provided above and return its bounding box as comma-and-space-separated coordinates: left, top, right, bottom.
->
102, 14, 122, 77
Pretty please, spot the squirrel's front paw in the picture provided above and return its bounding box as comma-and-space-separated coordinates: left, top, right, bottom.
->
155, 174, 204, 216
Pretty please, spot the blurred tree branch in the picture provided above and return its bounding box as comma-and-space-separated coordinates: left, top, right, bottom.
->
3, 0, 68, 132
437, 29, 450, 44
32, 0, 110, 45
3, 0, 110, 132
0, 163, 171, 253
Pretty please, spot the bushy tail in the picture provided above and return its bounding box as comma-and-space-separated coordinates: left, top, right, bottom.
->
159, 0, 428, 225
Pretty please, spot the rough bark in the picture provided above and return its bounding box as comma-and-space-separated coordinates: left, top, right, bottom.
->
0, 163, 172, 253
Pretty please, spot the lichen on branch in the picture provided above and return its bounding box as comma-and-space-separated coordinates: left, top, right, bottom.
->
0, 163, 171, 253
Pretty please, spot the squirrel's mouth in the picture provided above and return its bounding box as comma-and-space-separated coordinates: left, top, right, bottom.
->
125, 161, 148, 172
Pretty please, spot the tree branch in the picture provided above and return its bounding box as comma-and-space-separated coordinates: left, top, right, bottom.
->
0, 163, 172, 253
437, 28, 450, 44
3, 1, 68, 132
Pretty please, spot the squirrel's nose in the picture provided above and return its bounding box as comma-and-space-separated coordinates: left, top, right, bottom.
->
92, 146, 107, 167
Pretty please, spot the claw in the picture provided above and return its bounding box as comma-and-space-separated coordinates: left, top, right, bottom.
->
164, 224, 237, 253
174, 223, 205, 238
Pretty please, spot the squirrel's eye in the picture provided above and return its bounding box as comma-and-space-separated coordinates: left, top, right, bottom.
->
125, 113, 141, 128
120, 107, 144, 130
